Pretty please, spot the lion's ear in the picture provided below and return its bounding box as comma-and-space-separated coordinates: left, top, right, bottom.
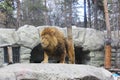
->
51, 28, 55, 33
50, 28, 56, 35
40, 28, 45, 36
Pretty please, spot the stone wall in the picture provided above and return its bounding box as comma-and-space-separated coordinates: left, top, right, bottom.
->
0, 25, 119, 67
88, 51, 105, 67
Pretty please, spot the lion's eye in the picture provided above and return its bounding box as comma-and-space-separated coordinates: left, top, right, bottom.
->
42, 36, 47, 40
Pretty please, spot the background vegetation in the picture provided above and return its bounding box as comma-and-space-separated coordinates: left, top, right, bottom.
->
0, 0, 120, 31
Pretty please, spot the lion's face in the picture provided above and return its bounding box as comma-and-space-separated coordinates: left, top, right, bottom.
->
40, 34, 58, 48
41, 35, 50, 48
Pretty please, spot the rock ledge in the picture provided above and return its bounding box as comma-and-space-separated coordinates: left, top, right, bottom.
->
0, 63, 113, 80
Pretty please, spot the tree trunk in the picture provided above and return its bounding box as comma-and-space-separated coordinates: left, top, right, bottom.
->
66, 0, 75, 64
64, 0, 67, 27
118, 0, 120, 33
44, 0, 49, 25
7, 47, 13, 64
67, 0, 72, 44
93, 0, 97, 29
17, 0, 20, 29
103, 0, 111, 69
84, 0, 87, 28
5, 12, 8, 28
87, 0, 91, 28
115, 0, 120, 68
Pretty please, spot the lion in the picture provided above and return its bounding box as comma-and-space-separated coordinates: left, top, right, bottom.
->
40, 27, 75, 64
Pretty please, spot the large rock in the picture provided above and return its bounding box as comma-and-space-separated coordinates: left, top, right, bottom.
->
0, 29, 19, 46
20, 47, 31, 63
82, 28, 104, 50
0, 64, 113, 80
0, 48, 4, 66
88, 51, 105, 66
16, 25, 40, 49
73, 28, 86, 47
73, 27, 105, 50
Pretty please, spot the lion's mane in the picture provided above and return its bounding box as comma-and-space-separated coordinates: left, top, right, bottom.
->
40, 27, 65, 50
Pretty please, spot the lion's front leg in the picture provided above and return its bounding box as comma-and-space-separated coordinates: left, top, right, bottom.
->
42, 52, 49, 63
59, 50, 66, 63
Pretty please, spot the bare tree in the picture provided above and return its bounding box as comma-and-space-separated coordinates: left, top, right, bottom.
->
93, 0, 98, 29
84, 0, 87, 28
118, 0, 120, 31
66, 0, 75, 64
44, 0, 49, 25
103, 0, 111, 69
17, 0, 20, 29
20, 0, 46, 26
87, 0, 91, 28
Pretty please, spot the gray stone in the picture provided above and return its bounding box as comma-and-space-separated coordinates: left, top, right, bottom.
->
0, 64, 113, 80
88, 51, 104, 66
0, 48, 4, 66
82, 28, 105, 50
0, 28, 19, 46
73, 28, 86, 47
16, 25, 40, 49
20, 47, 31, 63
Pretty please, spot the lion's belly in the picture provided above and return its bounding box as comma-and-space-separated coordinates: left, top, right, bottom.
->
46, 47, 65, 57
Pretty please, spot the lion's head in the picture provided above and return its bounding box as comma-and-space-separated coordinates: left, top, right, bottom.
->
40, 34, 58, 48
40, 27, 59, 49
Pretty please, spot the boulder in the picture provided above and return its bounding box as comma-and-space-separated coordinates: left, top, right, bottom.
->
0, 48, 4, 66
0, 64, 113, 80
73, 28, 86, 47
72, 27, 104, 50
16, 25, 40, 49
82, 28, 105, 50
0, 28, 19, 46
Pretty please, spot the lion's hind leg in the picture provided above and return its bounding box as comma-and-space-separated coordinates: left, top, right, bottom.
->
67, 41, 75, 64
59, 50, 67, 63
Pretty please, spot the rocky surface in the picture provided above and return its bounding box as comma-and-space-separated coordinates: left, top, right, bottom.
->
0, 63, 114, 80
0, 25, 105, 50
17, 25, 40, 49
0, 28, 19, 46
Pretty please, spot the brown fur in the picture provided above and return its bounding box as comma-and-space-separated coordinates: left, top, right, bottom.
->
40, 27, 75, 64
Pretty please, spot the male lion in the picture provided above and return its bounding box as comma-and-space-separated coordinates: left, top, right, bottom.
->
40, 27, 75, 64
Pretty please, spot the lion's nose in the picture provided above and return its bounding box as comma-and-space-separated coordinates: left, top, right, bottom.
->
41, 42, 44, 46
41, 41, 44, 45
